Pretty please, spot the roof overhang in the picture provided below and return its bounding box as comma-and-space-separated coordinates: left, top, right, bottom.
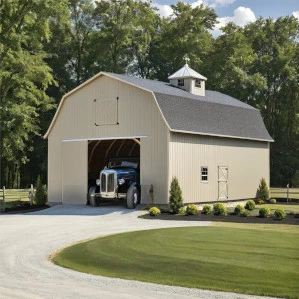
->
170, 129, 274, 143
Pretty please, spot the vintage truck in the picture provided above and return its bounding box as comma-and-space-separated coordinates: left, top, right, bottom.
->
88, 157, 140, 209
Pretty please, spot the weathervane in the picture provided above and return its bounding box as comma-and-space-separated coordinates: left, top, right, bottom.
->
183, 54, 190, 65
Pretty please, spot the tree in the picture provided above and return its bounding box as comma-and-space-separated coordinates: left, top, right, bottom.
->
0, 0, 68, 187
34, 175, 47, 206
204, 22, 264, 101
150, 1, 217, 81
204, 17, 299, 186
127, 1, 161, 78
257, 178, 270, 201
66, 0, 98, 86
245, 17, 299, 186
93, 0, 139, 73
169, 177, 183, 213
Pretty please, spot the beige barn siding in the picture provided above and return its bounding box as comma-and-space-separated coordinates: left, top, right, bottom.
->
48, 133, 62, 203
48, 75, 169, 204
169, 132, 269, 203
62, 141, 88, 204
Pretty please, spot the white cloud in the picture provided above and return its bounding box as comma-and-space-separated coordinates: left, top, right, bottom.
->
152, 3, 173, 18
292, 11, 299, 20
219, 6, 256, 27
212, 6, 256, 36
190, 1, 204, 9
210, 0, 236, 6
152, 0, 236, 18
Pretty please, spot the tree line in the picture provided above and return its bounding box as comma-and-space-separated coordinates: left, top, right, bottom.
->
0, 0, 298, 188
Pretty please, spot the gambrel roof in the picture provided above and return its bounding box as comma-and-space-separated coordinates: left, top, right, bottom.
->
45, 72, 273, 142
105, 73, 273, 142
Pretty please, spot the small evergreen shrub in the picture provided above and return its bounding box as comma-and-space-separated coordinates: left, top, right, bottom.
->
34, 176, 47, 206
245, 200, 255, 210
240, 209, 250, 217
274, 208, 286, 220
186, 204, 199, 215
178, 206, 186, 215
202, 205, 212, 214
257, 178, 270, 201
213, 202, 227, 216
149, 207, 161, 216
254, 197, 264, 205
259, 207, 270, 218
234, 204, 245, 215
169, 177, 184, 214
269, 198, 276, 204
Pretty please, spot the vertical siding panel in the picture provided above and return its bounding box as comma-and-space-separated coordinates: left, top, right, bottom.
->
169, 132, 269, 203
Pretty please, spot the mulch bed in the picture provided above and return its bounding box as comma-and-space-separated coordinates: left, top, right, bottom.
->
142, 212, 299, 225
1, 204, 49, 214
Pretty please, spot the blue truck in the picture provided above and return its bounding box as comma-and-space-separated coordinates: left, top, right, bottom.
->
88, 157, 140, 209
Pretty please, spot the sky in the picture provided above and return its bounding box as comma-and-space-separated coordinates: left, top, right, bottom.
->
150, 0, 299, 36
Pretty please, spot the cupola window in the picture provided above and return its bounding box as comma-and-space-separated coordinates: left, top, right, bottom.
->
178, 79, 185, 87
195, 79, 201, 88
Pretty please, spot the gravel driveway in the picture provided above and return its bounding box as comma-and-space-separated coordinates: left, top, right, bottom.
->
0, 205, 276, 299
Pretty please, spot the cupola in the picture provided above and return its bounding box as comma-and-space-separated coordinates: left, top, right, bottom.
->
168, 55, 207, 96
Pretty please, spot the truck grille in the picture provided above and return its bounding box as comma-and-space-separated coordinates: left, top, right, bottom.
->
107, 173, 114, 192
101, 172, 115, 193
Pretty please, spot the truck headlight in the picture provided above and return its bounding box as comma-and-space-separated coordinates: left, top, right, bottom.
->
96, 179, 101, 186
118, 178, 125, 185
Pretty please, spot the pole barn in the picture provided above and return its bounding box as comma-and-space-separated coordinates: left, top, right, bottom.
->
45, 64, 273, 206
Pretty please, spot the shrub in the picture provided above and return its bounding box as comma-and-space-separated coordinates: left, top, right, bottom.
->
234, 204, 245, 215
269, 198, 276, 204
254, 197, 264, 205
257, 178, 270, 201
186, 204, 199, 215
259, 207, 270, 218
202, 205, 212, 214
178, 207, 186, 215
34, 176, 47, 206
274, 208, 286, 220
149, 207, 161, 216
245, 200, 255, 210
169, 177, 183, 214
213, 202, 227, 216
240, 209, 250, 217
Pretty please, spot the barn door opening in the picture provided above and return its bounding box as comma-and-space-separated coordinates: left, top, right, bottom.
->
88, 138, 140, 191
218, 166, 228, 200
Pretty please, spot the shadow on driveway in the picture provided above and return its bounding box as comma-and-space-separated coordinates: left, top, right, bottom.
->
5, 203, 144, 217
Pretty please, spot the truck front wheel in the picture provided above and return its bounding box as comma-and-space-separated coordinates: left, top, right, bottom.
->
89, 186, 99, 207
126, 184, 139, 209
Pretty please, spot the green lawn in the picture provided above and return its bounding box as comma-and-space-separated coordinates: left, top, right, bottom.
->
0, 189, 29, 202
52, 224, 299, 298
270, 188, 299, 200
255, 203, 299, 214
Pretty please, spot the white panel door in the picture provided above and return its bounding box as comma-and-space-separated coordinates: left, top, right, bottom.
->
218, 166, 228, 200
62, 141, 88, 204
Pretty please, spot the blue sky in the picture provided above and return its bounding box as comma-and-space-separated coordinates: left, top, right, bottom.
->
154, 0, 298, 18
151, 0, 299, 35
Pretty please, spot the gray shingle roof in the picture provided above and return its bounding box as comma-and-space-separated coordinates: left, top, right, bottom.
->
104, 72, 273, 142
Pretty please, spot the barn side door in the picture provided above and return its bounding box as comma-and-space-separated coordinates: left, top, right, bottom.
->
62, 141, 88, 204
218, 166, 228, 200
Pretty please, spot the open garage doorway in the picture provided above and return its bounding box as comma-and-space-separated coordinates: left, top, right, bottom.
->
88, 138, 140, 183
87, 138, 141, 207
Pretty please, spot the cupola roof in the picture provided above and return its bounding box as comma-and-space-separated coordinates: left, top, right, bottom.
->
168, 63, 207, 81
